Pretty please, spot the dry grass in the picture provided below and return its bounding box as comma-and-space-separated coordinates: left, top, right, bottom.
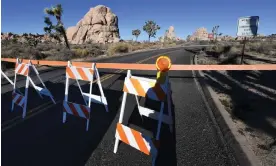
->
107, 42, 133, 56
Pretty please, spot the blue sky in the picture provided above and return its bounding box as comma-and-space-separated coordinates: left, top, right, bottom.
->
2, 0, 276, 41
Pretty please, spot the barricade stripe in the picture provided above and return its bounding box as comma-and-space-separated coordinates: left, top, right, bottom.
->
131, 128, 150, 155
19, 97, 25, 106
77, 68, 88, 81
139, 80, 159, 101
123, 125, 140, 150
83, 68, 92, 81
130, 78, 146, 97
80, 104, 90, 119
68, 102, 80, 117
23, 67, 29, 76
13, 94, 20, 103
17, 64, 25, 74
116, 123, 130, 145
15, 96, 23, 105
63, 101, 73, 114
84, 68, 94, 81
124, 79, 138, 95
71, 67, 81, 80
123, 84, 129, 93
89, 69, 94, 75
15, 64, 20, 72
66, 67, 76, 79
74, 104, 86, 118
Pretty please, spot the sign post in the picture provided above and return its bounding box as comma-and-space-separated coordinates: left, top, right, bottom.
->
237, 16, 259, 64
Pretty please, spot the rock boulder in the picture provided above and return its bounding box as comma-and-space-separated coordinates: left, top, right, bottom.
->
188, 27, 209, 41
66, 5, 120, 44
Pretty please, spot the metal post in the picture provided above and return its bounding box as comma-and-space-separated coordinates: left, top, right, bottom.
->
240, 37, 247, 64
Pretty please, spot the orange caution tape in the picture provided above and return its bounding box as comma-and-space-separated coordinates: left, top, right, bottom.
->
1, 58, 276, 71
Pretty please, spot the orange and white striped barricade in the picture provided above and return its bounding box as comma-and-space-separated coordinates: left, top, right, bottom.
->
11, 59, 56, 118
113, 70, 173, 166
63, 61, 108, 131
115, 123, 158, 165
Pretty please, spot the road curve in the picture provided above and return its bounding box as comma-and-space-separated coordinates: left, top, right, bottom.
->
1, 48, 237, 166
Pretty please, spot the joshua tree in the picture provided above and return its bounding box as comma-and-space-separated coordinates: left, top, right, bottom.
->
143, 20, 160, 42
212, 25, 222, 42
44, 4, 70, 49
132, 29, 141, 41
186, 35, 191, 42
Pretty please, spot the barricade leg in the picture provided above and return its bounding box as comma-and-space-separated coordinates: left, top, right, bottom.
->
63, 112, 67, 123
31, 64, 56, 104
11, 73, 18, 112
22, 76, 30, 118
95, 67, 109, 112
86, 119, 90, 131
1, 70, 14, 86
135, 95, 144, 121
155, 102, 164, 140
114, 91, 127, 153
167, 83, 173, 133
152, 156, 157, 166
114, 70, 131, 153
29, 78, 43, 98
63, 74, 70, 123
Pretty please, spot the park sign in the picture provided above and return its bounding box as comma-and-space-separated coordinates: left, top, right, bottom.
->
208, 33, 214, 39
237, 16, 259, 37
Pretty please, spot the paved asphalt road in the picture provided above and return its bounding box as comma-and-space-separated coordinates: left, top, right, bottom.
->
1, 48, 237, 166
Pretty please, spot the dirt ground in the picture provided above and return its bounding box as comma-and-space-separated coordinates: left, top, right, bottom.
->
196, 51, 276, 166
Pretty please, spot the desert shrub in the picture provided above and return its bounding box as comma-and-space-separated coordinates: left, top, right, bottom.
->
45, 48, 75, 61
175, 40, 186, 45
2, 44, 46, 59
209, 44, 226, 53
199, 40, 210, 45
246, 41, 276, 55
36, 42, 62, 51
1, 48, 21, 58
268, 50, 276, 56
73, 48, 89, 57
107, 43, 132, 56
71, 43, 106, 57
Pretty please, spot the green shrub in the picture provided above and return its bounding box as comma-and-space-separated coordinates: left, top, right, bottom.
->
1, 46, 46, 60
107, 43, 132, 56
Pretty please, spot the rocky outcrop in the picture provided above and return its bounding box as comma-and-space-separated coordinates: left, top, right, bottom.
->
66, 5, 120, 44
160, 26, 181, 42
164, 26, 176, 40
188, 27, 209, 41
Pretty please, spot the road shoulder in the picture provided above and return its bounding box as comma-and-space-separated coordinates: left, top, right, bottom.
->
192, 53, 261, 166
